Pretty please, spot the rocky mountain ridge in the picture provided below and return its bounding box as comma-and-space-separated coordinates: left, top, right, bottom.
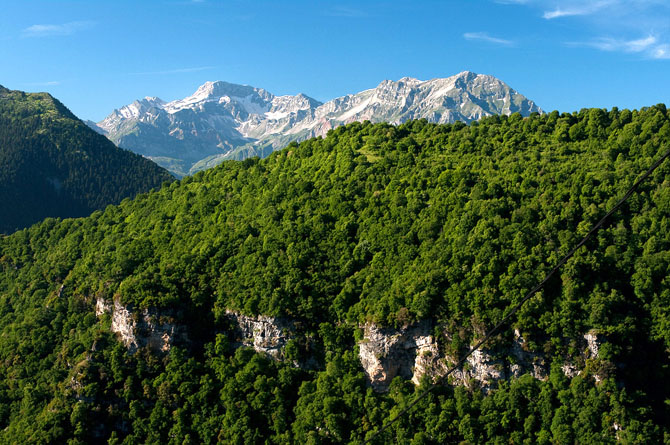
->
95, 71, 542, 176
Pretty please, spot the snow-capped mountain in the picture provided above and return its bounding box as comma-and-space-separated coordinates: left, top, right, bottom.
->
96, 71, 542, 176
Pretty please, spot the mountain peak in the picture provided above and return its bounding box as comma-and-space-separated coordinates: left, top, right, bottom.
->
397, 76, 421, 83
99, 72, 542, 176
143, 96, 165, 104
192, 80, 265, 100
455, 70, 478, 78
194, 80, 226, 96
113, 97, 166, 120
129, 97, 165, 110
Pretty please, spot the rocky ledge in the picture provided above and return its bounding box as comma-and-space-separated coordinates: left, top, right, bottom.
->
95, 297, 188, 353
225, 310, 295, 359
359, 321, 605, 392
94, 299, 605, 393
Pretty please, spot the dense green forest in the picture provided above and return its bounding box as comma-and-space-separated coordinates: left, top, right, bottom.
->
0, 85, 174, 234
1, 106, 669, 443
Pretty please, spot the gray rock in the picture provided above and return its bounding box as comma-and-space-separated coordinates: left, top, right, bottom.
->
95, 297, 188, 353
357, 323, 606, 392
225, 310, 295, 360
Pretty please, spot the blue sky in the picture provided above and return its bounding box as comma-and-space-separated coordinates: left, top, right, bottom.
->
1, 0, 668, 121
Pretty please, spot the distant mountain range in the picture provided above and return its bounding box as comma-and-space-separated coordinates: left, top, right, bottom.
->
0, 85, 173, 234
94, 71, 542, 176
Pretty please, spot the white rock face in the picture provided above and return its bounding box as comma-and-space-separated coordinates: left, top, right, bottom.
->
110, 300, 138, 350
584, 331, 601, 358
96, 71, 542, 176
357, 323, 605, 392
412, 334, 447, 385
95, 293, 609, 390
357, 321, 514, 392
558, 331, 604, 380
449, 348, 506, 393
95, 297, 187, 353
94, 296, 608, 390
358, 321, 441, 391
225, 310, 295, 359
509, 329, 548, 381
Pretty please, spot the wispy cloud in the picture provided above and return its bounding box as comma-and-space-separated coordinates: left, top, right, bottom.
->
652, 44, 670, 59
542, 8, 584, 19
494, 0, 531, 4
602, 35, 656, 52
497, 0, 670, 60
463, 32, 514, 46
129, 66, 216, 76
23, 81, 61, 87
570, 35, 670, 59
543, 1, 615, 19
324, 6, 367, 18
22, 21, 95, 38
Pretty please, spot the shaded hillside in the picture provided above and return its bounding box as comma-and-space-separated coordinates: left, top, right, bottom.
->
0, 106, 669, 443
0, 86, 174, 233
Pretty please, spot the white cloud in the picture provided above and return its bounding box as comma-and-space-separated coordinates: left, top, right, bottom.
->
623, 35, 657, 52
324, 7, 367, 18
497, 0, 670, 60
22, 21, 95, 38
129, 66, 215, 75
570, 35, 670, 59
652, 44, 670, 59
542, 8, 579, 19
542, 1, 615, 19
463, 32, 514, 46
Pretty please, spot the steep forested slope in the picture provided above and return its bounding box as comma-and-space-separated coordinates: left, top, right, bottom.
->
0, 86, 174, 233
0, 106, 669, 443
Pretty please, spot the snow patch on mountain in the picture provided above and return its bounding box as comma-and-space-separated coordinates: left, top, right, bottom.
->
98, 71, 542, 176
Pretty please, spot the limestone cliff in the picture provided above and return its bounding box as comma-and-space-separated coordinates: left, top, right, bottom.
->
95, 298, 606, 393
357, 323, 605, 392
358, 321, 441, 391
225, 310, 295, 359
95, 297, 188, 353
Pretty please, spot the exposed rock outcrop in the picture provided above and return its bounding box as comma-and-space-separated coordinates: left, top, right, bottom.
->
358, 321, 441, 391
508, 329, 549, 381
584, 331, 602, 359
448, 348, 507, 393
358, 322, 606, 392
94, 296, 607, 392
225, 310, 295, 359
95, 297, 188, 353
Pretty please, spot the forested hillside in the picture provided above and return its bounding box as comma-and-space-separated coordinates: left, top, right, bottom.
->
0, 106, 669, 443
0, 86, 174, 233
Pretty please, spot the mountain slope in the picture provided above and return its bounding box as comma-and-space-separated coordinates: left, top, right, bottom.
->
1, 106, 669, 442
0, 85, 174, 233
97, 71, 542, 176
